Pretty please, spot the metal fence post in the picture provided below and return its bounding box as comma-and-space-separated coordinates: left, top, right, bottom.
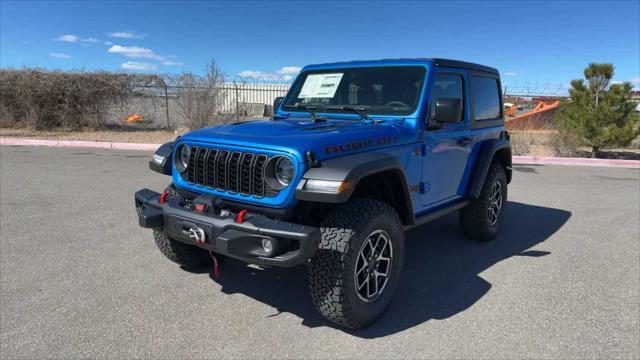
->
234, 82, 240, 122
163, 82, 170, 129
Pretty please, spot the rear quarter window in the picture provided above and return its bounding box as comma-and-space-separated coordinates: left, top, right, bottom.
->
471, 76, 501, 120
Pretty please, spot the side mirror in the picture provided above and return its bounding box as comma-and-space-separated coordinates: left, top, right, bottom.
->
273, 97, 284, 113
434, 98, 462, 124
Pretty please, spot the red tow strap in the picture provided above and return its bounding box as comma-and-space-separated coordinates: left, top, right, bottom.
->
236, 210, 248, 223
159, 192, 170, 204
209, 251, 220, 279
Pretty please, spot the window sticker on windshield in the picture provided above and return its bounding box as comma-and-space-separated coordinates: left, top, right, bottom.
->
298, 73, 344, 98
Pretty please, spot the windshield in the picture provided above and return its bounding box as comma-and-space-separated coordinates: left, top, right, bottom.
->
283, 66, 426, 116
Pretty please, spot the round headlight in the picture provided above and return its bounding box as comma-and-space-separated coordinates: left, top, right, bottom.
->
176, 144, 190, 173
264, 156, 294, 190
275, 157, 294, 186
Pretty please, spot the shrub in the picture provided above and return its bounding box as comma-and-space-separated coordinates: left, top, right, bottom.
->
0, 69, 161, 130
509, 131, 536, 156
548, 131, 579, 157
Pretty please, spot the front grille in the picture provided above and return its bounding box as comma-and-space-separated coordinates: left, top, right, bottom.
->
186, 145, 275, 198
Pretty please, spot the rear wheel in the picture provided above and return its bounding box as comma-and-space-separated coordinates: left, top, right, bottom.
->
459, 162, 507, 241
308, 199, 405, 329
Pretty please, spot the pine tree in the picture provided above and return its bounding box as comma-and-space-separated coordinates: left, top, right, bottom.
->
555, 63, 639, 158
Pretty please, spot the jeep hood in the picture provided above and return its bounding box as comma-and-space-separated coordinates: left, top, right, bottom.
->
179, 118, 417, 160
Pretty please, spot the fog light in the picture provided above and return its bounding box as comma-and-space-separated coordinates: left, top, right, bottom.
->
261, 238, 274, 254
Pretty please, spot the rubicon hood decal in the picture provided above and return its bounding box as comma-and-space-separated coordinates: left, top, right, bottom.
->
323, 136, 397, 154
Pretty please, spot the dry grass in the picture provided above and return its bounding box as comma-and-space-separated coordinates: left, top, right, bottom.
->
506, 130, 639, 159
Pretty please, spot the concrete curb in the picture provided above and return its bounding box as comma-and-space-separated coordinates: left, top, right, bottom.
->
513, 155, 639, 169
2, 137, 639, 169
0, 137, 159, 151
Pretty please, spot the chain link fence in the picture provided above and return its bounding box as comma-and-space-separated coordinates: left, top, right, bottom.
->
120, 81, 570, 129
108, 77, 291, 129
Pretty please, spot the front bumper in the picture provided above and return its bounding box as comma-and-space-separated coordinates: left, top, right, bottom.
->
134, 189, 320, 267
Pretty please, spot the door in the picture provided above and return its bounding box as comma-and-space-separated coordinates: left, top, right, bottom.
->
421, 70, 471, 206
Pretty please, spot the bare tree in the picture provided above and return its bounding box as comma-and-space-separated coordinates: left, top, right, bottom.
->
169, 60, 228, 129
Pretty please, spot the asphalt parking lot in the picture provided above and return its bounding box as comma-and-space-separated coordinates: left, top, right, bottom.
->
1, 145, 639, 359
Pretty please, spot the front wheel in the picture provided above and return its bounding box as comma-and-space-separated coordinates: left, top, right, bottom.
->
308, 199, 405, 329
152, 184, 217, 269
459, 162, 508, 241
153, 231, 211, 268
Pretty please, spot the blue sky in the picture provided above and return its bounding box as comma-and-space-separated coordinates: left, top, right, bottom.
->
1, 0, 639, 90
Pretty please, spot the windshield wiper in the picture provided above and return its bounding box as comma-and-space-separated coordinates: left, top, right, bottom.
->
283, 104, 326, 122
325, 105, 371, 120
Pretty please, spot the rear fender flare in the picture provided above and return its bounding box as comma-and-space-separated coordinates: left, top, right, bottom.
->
467, 138, 512, 198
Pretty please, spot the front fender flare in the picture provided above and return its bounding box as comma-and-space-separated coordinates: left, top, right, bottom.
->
149, 141, 174, 175
295, 152, 412, 207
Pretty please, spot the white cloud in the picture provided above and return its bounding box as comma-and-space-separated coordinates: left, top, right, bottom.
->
612, 77, 640, 89
503, 71, 518, 76
239, 66, 301, 81
104, 41, 114, 46
109, 31, 145, 39
108, 45, 164, 60
54, 34, 79, 43
121, 61, 157, 71
82, 37, 99, 43
239, 70, 271, 78
49, 53, 70, 59
161, 60, 183, 66
277, 66, 302, 75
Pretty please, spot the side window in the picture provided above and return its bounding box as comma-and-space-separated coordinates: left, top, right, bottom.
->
429, 74, 463, 121
471, 76, 500, 120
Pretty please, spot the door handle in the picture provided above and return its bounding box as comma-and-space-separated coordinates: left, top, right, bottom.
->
457, 137, 471, 147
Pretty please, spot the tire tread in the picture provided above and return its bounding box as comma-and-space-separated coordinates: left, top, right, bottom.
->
309, 199, 403, 328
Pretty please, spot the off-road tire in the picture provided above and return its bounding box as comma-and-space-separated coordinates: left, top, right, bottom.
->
152, 184, 211, 268
309, 199, 405, 329
153, 230, 211, 268
459, 162, 507, 241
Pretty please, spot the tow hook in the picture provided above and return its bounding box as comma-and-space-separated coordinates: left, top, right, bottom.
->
183, 225, 206, 244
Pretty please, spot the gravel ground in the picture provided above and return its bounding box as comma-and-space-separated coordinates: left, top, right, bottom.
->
1, 145, 638, 359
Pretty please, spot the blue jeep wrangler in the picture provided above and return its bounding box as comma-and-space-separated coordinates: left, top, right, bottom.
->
135, 58, 512, 329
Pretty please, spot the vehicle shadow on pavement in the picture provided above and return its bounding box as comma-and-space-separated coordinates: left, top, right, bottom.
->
205, 201, 571, 338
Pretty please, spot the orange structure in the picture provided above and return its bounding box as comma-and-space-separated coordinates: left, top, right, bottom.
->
504, 104, 518, 116
505, 101, 560, 130
125, 113, 143, 123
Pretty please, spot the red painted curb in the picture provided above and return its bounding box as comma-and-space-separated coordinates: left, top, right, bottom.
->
2, 137, 638, 169
0, 137, 159, 152
513, 155, 639, 169
110, 142, 160, 151
1, 138, 59, 147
